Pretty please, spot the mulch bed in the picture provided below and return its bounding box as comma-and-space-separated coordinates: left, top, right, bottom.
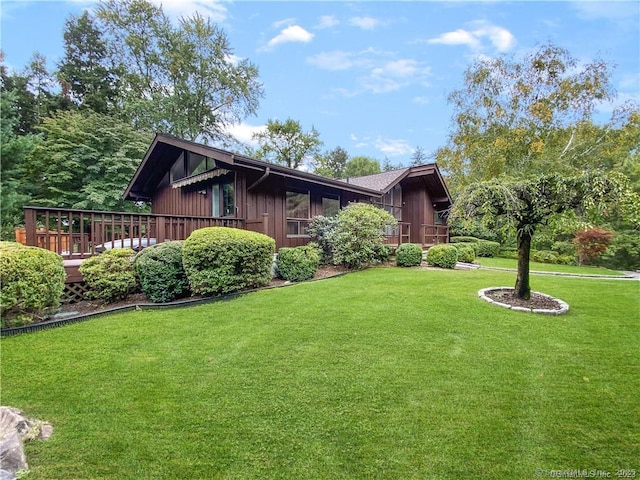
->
483, 288, 564, 310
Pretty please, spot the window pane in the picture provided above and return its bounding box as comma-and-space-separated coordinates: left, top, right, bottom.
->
188, 153, 209, 176
286, 191, 310, 219
212, 184, 220, 217
170, 153, 185, 181
322, 197, 340, 217
222, 181, 235, 216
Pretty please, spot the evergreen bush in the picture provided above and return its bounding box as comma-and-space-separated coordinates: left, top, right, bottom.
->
80, 248, 138, 303
307, 215, 339, 264
396, 243, 423, 267
134, 241, 190, 303
476, 240, 501, 257
426, 244, 459, 269
453, 243, 476, 263
275, 245, 320, 282
183, 227, 275, 296
0, 243, 65, 328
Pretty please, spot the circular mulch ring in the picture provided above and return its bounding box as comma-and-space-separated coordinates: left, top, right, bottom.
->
478, 287, 569, 315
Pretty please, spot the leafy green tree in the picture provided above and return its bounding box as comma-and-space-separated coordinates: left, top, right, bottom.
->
97, 0, 263, 143
436, 42, 617, 192
23, 109, 152, 211
452, 172, 636, 299
58, 11, 120, 114
0, 91, 40, 239
314, 146, 349, 178
343, 156, 381, 178
252, 118, 322, 169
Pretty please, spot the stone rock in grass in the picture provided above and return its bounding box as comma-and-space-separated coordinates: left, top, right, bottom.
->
0, 407, 53, 479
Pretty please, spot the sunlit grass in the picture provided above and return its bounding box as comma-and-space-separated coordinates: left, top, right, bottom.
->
2, 268, 638, 479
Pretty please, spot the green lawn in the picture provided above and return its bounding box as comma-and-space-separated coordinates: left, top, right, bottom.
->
476, 257, 627, 276
2, 268, 638, 479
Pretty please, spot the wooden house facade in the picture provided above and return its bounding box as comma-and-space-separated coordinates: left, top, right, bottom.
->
123, 134, 452, 249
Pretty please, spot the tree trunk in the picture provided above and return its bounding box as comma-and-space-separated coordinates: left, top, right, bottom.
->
514, 232, 532, 300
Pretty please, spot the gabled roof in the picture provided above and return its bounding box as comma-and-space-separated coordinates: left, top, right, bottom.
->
343, 168, 410, 191
123, 133, 451, 207
123, 133, 384, 201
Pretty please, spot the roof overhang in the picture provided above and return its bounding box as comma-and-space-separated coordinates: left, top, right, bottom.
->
123, 133, 383, 201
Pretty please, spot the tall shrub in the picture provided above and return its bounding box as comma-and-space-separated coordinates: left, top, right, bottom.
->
134, 241, 190, 303
182, 227, 275, 296
573, 227, 614, 265
79, 248, 138, 303
330, 203, 396, 269
307, 215, 339, 264
0, 242, 65, 327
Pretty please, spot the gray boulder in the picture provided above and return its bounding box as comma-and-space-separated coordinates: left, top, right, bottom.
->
0, 407, 53, 479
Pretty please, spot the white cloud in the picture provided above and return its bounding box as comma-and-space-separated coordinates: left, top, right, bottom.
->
363, 59, 431, 94
224, 122, 266, 147
262, 25, 314, 51
427, 21, 516, 53
571, 1, 639, 20
427, 29, 481, 49
413, 96, 430, 105
374, 137, 413, 157
150, 0, 228, 22
273, 17, 296, 28
307, 50, 356, 71
349, 16, 383, 30
316, 15, 339, 29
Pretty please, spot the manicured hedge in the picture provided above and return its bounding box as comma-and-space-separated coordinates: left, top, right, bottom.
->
134, 241, 190, 303
80, 248, 139, 303
426, 244, 459, 269
449, 236, 480, 244
396, 243, 423, 267
0, 242, 65, 328
476, 240, 501, 257
275, 245, 320, 282
453, 243, 476, 263
183, 227, 275, 296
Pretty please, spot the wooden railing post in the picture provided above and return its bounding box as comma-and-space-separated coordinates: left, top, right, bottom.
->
262, 213, 269, 235
24, 208, 36, 247
156, 215, 166, 243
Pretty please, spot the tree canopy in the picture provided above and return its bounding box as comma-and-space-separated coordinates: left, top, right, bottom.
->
452, 172, 637, 299
252, 118, 323, 169
435, 42, 633, 192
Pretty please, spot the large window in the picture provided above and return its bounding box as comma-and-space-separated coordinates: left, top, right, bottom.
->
322, 196, 340, 217
212, 174, 236, 217
286, 191, 310, 237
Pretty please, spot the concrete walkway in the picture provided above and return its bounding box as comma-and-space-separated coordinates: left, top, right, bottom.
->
456, 262, 640, 280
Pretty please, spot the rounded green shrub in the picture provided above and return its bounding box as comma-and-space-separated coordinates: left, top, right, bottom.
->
476, 240, 501, 257
134, 241, 190, 303
275, 245, 320, 282
0, 243, 65, 328
396, 243, 423, 267
79, 248, 138, 303
183, 227, 275, 296
426, 244, 459, 269
330, 203, 396, 269
453, 243, 476, 263
450, 236, 480, 244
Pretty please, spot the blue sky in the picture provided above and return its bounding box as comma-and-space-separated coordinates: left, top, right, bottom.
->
1, 0, 638, 167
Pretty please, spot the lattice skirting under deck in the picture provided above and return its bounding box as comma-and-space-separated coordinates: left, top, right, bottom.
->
62, 282, 88, 304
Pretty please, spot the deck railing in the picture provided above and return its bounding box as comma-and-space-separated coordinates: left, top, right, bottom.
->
384, 222, 411, 246
422, 224, 449, 246
22, 207, 249, 260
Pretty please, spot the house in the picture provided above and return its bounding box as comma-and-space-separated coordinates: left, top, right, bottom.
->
122, 133, 451, 249
22, 133, 451, 299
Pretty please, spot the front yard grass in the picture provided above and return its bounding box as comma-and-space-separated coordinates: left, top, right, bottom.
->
1, 268, 638, 479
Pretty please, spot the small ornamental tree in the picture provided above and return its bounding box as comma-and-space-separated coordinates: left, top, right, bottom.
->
573, 227, 614, 265
452, 172, 633, 300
